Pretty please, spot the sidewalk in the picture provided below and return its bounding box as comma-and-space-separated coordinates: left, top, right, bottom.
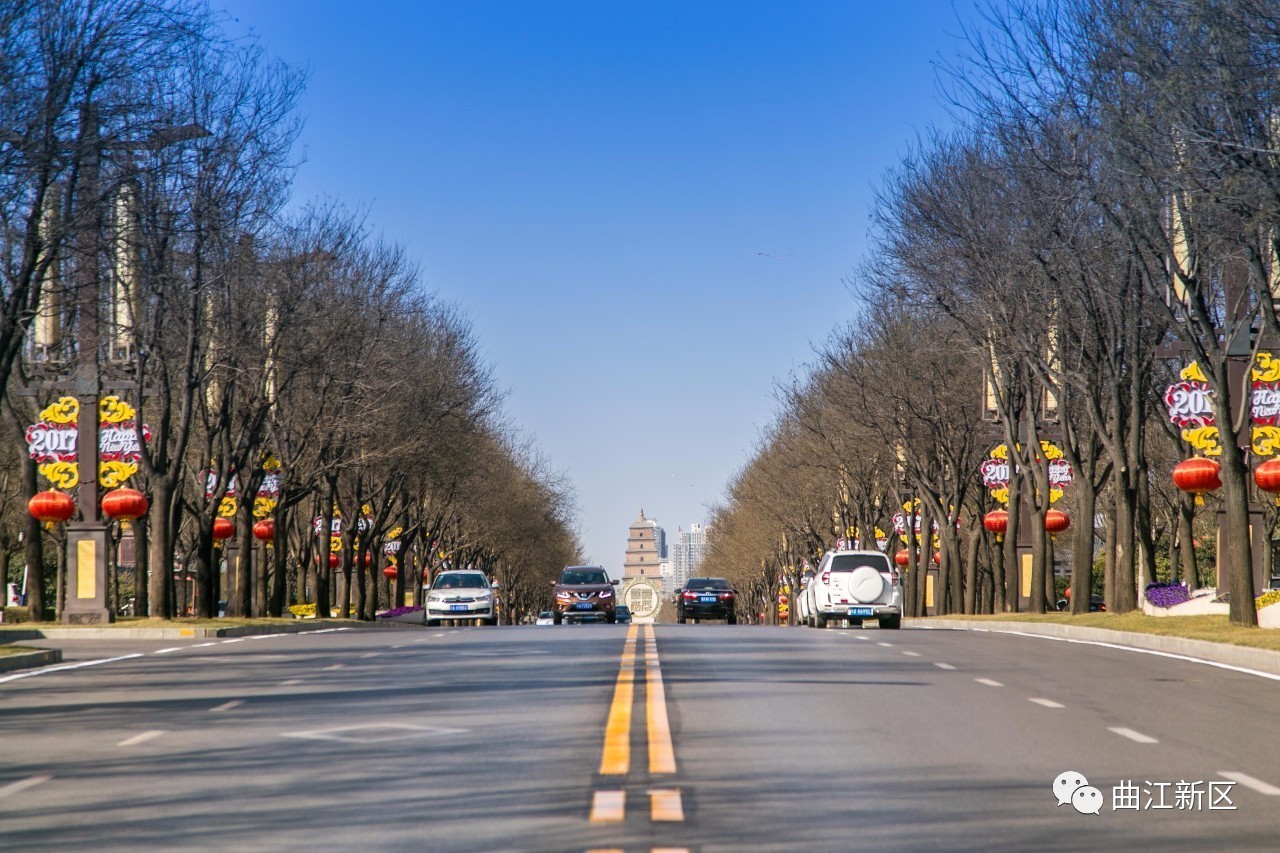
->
913, 617, 1280, 678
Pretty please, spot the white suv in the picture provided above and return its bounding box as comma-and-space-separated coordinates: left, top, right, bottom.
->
807, 550, 901, 629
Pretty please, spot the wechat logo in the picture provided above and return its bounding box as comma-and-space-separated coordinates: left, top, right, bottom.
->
1054, 771, 1103, 815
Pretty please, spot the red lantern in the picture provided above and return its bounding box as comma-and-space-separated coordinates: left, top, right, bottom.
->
932, 552, 941, 565
1256, 458, 1280, 493
894, 550, 909, 567
982, 509, 1009, 536
382, 565, 397, 580
362, 552, 372, 567
212, 517, 234, 540
1044, 509, 1071, 533
329, 553, 340, 569
252, 518, 275, 541
28, 490, 75, 524
101, 487, 148, 521
1172, 457, 1221, 494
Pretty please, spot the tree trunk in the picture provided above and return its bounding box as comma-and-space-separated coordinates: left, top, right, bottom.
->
148, 481, 175, 619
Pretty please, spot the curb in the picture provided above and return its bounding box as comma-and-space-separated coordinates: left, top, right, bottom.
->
913, 618, 1280, 677
0, 648, 62, 673
0, 621, 376, 641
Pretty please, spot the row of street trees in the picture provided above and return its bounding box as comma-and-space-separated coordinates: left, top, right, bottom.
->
0, 1, 580, 621
703, 0, 1280, 626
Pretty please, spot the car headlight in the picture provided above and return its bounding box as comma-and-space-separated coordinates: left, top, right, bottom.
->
477, 591, 491, 600
598, 589, 613, 599
555, 591, 572, 600
427, 593, 443, 602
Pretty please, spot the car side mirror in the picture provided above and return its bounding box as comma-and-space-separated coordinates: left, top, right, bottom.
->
549, 580, 557, 587
491, 581, 500, 589
612, 579, 619, 585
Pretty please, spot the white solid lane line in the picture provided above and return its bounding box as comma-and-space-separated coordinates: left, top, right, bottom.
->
210, 700, 244, 712
0, 653, 143, 685
934, 662, 956, 670
1029, 698, 1065, 708
1108, 727, 1158, 744
1218, 772, 1280, 796
974, 678, 1004, 687
0, 775, 51, 799
118, 730, 167, 747
155, 647, 181, 654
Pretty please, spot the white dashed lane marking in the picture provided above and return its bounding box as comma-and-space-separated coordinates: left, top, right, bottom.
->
934, 662, 956, 670
974, 678, 1003, 687
876, 642, 893, 647
901, 651, 921, 657
1029, 698, 1065, 708
1218, 772, 1280, 796
1109, 727, 1158, 744
118, 730, 167, 747
0, 775, 51, 799
210, 700, 244, 713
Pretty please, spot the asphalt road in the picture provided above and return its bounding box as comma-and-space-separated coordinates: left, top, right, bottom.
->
3, 621, 1280, 851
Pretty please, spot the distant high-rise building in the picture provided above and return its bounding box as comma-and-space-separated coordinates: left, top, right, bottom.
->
623, 509, 663, 581
658, 558, 676, 595
672, 523, 710, 588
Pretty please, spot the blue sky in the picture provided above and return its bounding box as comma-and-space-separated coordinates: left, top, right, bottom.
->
217, 1, 979, 570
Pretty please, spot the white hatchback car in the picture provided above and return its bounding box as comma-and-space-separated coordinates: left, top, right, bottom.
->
807, 550, 901, 629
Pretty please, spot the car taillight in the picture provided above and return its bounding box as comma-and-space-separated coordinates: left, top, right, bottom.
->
682, 591, 697, 600
720, 592, 734, 600
890, 572, 900, 587
821, 571, 830, 585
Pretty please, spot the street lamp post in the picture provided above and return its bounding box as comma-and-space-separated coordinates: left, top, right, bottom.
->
20, 102, 207, 623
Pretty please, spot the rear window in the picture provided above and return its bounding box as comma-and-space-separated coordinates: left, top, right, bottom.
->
686, 578, 730, 590
829, 554, 891, 573
561, 569, 608, 585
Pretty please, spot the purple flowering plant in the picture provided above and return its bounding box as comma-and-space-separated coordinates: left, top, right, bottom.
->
1144, 581, 1191, 608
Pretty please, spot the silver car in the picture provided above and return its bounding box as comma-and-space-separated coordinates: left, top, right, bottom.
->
425, 570, 498, 626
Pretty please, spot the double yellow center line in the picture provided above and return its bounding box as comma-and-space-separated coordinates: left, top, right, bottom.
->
590, 623, 682, 825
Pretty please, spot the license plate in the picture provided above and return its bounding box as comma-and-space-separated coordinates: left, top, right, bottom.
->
574, 602, 594, 610
848, 606, 874, 617
699, 596, 717, 603
449, 604, 469, 612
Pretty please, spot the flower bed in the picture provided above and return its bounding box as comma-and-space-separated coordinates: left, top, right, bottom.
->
288, 603, 316, 619
1144, 582, 1191, 608
377, 605, 423, 620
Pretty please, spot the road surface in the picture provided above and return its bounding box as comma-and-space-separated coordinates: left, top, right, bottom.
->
3, 622, 1280, 850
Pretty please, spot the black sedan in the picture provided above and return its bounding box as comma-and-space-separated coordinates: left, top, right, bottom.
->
676, 577, 737, 624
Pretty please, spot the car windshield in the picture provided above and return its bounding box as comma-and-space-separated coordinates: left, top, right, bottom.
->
829, 554, 891, 572
432, 573, 488, 590
560, 569, 608, 585
686, 578, 730, 590
538, 611, 552, 618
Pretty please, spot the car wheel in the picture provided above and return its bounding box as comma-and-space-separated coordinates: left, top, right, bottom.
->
814, 614, 826, 629
879, 614, 902, 630
486, 616, 498, 626
848, 619, 863, 628
727, 613, 737, 625
677, 613, 686, 623
552, 612, 562, 625
426, 618, 439, 627
606, 612, 616, 624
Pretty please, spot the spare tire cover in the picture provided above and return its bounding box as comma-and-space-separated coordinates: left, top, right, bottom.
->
848, 566, 886, 603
